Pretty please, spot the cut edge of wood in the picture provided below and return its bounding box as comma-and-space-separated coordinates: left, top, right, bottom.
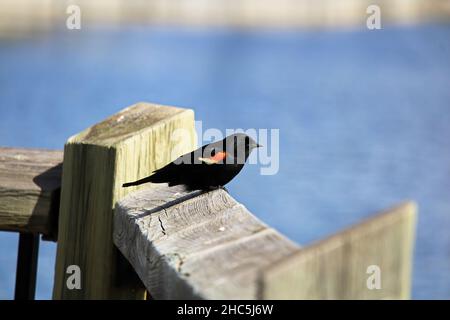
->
66, 102, 195, 147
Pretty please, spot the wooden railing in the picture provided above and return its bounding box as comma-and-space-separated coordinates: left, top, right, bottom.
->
0, 102, 417, 299
0, 147, 62, 299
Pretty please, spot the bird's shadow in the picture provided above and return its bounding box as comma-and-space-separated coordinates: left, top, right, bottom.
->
132, 186, 228, 220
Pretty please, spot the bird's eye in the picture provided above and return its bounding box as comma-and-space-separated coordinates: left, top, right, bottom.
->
211, 148, 216, 156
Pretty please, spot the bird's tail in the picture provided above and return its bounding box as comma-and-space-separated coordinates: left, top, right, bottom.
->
122, 167, 172, 187
122, 176, 154, 188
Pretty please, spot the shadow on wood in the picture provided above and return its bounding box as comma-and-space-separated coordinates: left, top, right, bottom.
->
0, 147, 62, 238
32, 164, 62, 241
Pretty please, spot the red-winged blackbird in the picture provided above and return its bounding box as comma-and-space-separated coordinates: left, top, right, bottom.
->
122, 133, 261, 190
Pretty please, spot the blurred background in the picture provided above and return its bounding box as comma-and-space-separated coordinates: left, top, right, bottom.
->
0, 0, 449, 299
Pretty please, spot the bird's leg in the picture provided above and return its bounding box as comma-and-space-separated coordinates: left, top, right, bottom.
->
213, 185, 228, 193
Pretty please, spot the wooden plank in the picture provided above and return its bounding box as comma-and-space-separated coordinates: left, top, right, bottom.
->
114, 185, 300, 299
53, 102, 197, 299
259, 202, 417, 299
0, 147, 62, 238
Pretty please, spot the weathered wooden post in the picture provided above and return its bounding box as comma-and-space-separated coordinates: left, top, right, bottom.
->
53, 102, 197, 299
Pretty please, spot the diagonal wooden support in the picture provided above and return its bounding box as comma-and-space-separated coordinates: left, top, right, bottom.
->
53, 102, 196, 299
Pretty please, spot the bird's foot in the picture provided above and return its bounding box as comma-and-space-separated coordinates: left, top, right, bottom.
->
217, 185, 228, 193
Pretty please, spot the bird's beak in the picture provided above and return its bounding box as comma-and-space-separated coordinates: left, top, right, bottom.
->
256, 143, 263, 148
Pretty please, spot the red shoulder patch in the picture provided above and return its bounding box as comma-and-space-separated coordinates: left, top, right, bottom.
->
209, 151, 227, 162
199, 151, 227, 164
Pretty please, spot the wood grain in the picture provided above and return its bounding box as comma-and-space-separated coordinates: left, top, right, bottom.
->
0, 147, 62, 238
259, 202, 417, 299
114, 185, 300, 299
115, 185, 416, 299
53, 102, 197, 299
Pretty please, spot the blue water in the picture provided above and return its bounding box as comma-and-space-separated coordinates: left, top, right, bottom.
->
1, 24, 449, 299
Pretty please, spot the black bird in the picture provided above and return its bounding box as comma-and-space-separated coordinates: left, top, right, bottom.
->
122, 133, 261, 190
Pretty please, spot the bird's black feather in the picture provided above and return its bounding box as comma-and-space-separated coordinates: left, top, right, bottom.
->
122, 133, 259, 190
